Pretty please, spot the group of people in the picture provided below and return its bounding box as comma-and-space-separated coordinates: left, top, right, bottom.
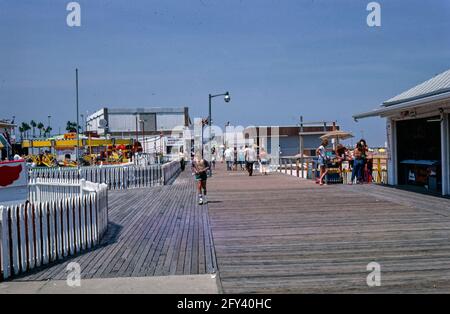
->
190, 145, 271, 205
316, 138, 371, 186
223, 145, 270, 176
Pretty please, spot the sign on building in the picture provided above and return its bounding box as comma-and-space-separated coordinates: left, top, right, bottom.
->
0, 160, 28, 206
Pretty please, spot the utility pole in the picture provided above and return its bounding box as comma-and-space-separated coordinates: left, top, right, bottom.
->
76, 68, 80, 166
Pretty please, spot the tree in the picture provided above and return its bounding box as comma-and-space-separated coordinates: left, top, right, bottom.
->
21, 122, 31, 139
66, 121, 79, 133
37, 122, 44, 137
18, 126, 24, 140
43, 126, 52, 138
30, 120, 37, 138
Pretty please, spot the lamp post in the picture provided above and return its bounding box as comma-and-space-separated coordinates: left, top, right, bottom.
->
75, 68, 80, 167
207, 92, 231, 175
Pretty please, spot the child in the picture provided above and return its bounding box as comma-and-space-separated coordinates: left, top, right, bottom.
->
192, 153, 210, 205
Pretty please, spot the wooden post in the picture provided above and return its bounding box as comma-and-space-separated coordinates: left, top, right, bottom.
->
377, 158, 381, 184
296, 159, 300, 177
300, 156, 304, 179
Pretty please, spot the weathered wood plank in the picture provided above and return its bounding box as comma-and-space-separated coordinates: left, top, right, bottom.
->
207, 165, 450, 293
8, 170, 215, 281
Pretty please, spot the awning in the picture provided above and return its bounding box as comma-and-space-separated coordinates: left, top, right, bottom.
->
353, 91, 450, 121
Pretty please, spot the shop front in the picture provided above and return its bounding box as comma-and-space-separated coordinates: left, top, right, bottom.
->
354, 68, 450, 197
396, 116, 442, 194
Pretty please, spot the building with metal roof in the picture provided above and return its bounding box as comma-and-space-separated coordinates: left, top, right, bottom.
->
353, 69, 450, 197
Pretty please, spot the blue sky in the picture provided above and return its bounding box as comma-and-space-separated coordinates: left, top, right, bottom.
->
1, 0, 449, 146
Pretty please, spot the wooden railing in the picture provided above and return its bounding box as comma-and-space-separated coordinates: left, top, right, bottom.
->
0, 180, 108, 281
28, 160, 182, 190
277, 157, 388, 185
162, 160, 182, 185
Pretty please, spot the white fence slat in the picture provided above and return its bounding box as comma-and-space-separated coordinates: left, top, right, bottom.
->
10, 206, 20, 275
48, 202, 56, 263
55, 200, 63, 259
18, 204, 28, 272
26, 204, 35, 270
1, 207, 11, 279
80, 196, 86, 251
41, 203, 49, 265
74, 197, 81, 253
67, 199, 75, 256
62, 199, 69, 257
34, 204, 42, 268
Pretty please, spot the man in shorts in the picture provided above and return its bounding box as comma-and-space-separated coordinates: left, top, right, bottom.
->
192, 153, 210, 205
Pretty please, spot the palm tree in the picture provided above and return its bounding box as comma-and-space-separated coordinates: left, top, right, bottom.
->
18, 126, 24, 140
37, 122, 44, 137
43, 126, 52, 138
30, 120, 37, 138
66, 121, 79, 133
21, 122, 31, 139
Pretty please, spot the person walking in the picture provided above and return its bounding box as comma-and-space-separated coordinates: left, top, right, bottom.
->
192, 152, 210, 205
233, 147, 238, 171
211, 147, 216, 170
350, 143, 365, 184
224, 147, 233, 171
316, 139, 329, 186
179, 151, 186, 172
357, 139, 369, 183
259, 147, 269, 175
244, 145, 257, 176
237, 146, 245, 171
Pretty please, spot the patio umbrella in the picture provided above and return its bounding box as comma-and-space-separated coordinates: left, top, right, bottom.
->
320, 130, 354, 149
320, 130, 354, 142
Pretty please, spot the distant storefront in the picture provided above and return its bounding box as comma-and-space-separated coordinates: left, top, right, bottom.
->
354, 69, 450, 196
245, 122, 339, 157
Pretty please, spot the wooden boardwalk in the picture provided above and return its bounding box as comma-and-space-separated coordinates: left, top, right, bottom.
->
9, 163, 450, 294
207, 165, 450, 293
12, 170, 216, 281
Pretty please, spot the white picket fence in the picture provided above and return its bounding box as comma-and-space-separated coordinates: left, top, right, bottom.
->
0, 180, 108, 281
28, 160, 181, 190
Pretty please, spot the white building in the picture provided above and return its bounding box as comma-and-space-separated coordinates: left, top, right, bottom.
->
86, 107, 191, 158
86, 107, 190, 137
354, 69, 450, 197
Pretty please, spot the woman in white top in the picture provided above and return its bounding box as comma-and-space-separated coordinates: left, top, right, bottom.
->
316, 139, 329, 186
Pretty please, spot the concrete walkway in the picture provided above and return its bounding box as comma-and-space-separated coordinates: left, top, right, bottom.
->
0, 274, 219, 294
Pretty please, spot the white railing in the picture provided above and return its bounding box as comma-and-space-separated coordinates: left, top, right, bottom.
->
0, 180, 108, 281
162, 160, 182, 185
28, 161, 181, 190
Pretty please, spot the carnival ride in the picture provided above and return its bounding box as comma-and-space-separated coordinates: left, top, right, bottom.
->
21, 134, 136, 167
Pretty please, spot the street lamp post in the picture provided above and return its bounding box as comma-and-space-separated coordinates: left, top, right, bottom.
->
75, 68, 80, 167
207, 91, 231, 175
